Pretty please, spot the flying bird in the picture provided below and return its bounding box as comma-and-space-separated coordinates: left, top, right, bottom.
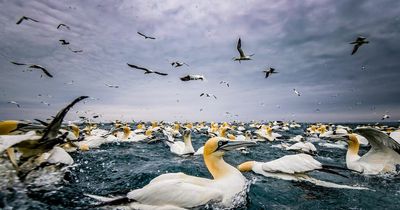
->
137, 32, 156, 39
8, 101, 20, 108
171, 61, 189, 68
200, 93, 217, 99
68, 47, 83, 53
105, 84, 119, 88
220, 81, 229, 87
57, 23, 70, 30
59, 39, 70, 45
41, 101, 50, 106
233, 38, 254, 63
28, 65, 53, 78
382, 114, 390, 120
16, 16, 39, 25
127, 63, 168, 76
293, 89, 301, 96
263, 67, 278, 78
180, 75, 205, 81
350, 36, 369, 55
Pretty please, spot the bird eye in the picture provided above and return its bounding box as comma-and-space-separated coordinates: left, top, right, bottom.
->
218, 141, 223, 146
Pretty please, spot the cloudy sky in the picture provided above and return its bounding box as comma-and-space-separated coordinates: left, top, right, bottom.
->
0, 0, 399, 123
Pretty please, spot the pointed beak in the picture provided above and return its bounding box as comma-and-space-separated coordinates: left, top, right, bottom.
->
218, 140, 257, 151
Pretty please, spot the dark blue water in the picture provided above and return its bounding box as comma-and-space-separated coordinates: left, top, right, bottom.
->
3, 123, 400, 209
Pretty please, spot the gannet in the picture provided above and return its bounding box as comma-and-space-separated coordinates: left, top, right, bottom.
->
238, 154, 367, 189
285, 141, 317, 154
220, 81, 229, 87
57, 23, 70, 30
59, 39, 70, 45
293, 89, 301, 96
263, 67, 278, 78
68, 47, 83, 53
233, 38, 254, 63
200, 93, 217, 99
255, 126, 281, 141
346, 127, 400, 174
350, 36, 369, 55
8, 101, 20, 108
382, 114, 390, 120
105, 83, 119, 88
40, 101, 50, 106
165, 129, 195, 156
171, 61, 189, 68
16, 16, 39, 24
127, 63, 168, 76
87, 138, 256, 209
137, 32, 156, 39
180, 74, 205, 81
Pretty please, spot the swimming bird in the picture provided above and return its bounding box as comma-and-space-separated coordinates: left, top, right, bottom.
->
263, 67, 278, 78
127, 63, 168, 76
237, 154, 367, 189
8, 101, 20, 108
137, 32, 155, 39
350, 36, 369, 55
293, 89, 301, 96
200, 93, 217, 99
59, 39, 70, 45
382, 114, 390, 120
346, 127, 400, 174
171, 61, 189, 68
233, 38, 254, 63
28, 65, 53, 78
220, 81, 229, 87
87, 137, 256, 209
180, 74, 205, 81
16, 16, 39, 25
105, 84, 119, 88
57, 23, 70, 30
165, 129, 195, 156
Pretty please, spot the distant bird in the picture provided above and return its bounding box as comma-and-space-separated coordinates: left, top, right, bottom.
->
68, 47, 83, 53
171, 61, 189, 68
180, 74, 204, 81
220, 81, 229, 87
8, 101, 20, 108
350, 36, 369, 55
382, 114, 390, 120
41, 101, 50, 106
59, 39, 70, 45
233, 38, 254, 63
127, 63, 168, 76
64, 80, 74, 85
293, 89, 301, 96
263, 67, 278, 78
28, 65, 53, 78
137, 32, 155, 39
16, 16, 39, 25
10, 61, 27, 66
200, 93, 217, 99
105, 84, 119, 88
361, 66, 366, 71
57, 23, 70, 30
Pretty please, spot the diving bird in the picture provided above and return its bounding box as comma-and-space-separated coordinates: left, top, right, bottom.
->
28, 65, 53, 78
8, 101, 20, 108
382, 114, 390, 120
57, 23, 70, 30
171, 61, 189, 68
180, 74, 204, 81
293, 89, 301, 96
233, 38, 254, 63
200, 93, 217, 99
220, 81, 229, 87
16, 16, 39, 25
59, 39, 70, 45
137, 32, 155, 39
86, 138, 256, 209
105, 84, 119, 88
350, 36, 369, 55
263, 67, 278, 78
127, 63, 168, 76
237, 154, 367, 189
346, 127, 400, 174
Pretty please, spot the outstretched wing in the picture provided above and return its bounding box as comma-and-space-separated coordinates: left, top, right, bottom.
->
351, 44, 360, 55
154, 71, 168, 76
355, 127, 400, 154
127, 63, 150, 72
237, 38, 245, 57
16, 16, 26, 24
137, 32, 146, 38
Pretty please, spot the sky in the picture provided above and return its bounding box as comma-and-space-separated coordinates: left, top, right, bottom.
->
0, 0, 399, 123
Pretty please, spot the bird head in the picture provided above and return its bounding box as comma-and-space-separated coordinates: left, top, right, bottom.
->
237, 161, 255, 172
203, 137, 256, 158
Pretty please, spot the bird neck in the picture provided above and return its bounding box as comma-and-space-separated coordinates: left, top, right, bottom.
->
183, 135, 194, 150
204, 154, 238, 180
347, 135, 360, 161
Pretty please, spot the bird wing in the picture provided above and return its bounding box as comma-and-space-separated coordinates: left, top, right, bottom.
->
16, 17, 25, 24
128, 177, 221, 208
261, 154, 322, 174
127, 63, 150, 72
355, 127, 400, 154
200, 93, 204, 97
351, 44, 360, 55
10, 61, 27, 66
237, 38, 245, 57
27, 17, 39, 22
33, 65, 53, 78
213, 95, 217, 99
265, 72, 270, 78
154, 71, 168, 76
180, 75, 190, 81
227, 83, 229, 87
137, 32, 146, 38
147, 36, 156, 40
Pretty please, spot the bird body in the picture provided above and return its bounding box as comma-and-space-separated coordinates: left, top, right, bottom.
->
263, 67, 278, 78
180, 74, 204, 81
350, 36, 369, 55
200, 93, 217, 99
171, 61, 189, 68
293, 89, 301, 96
233, 38, 254, 62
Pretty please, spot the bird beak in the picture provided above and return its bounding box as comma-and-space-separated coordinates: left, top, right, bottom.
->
218, 140, 257, 151
10, 123, 46, 133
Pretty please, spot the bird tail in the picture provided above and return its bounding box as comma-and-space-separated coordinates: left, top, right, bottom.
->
86, 194, 132, 207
